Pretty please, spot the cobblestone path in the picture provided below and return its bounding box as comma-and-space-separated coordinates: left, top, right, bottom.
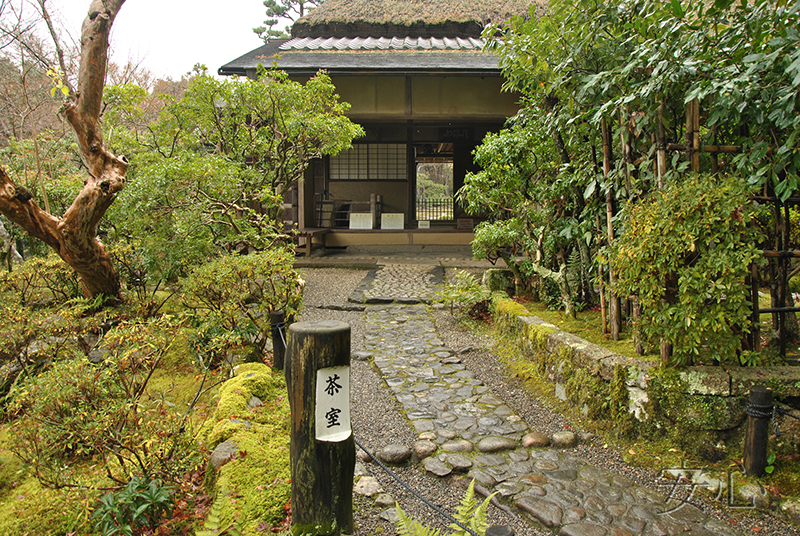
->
355, 264, 744, 536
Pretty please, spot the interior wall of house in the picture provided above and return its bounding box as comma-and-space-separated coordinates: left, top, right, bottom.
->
326, 181, 408, 216
331, 75, 518, 119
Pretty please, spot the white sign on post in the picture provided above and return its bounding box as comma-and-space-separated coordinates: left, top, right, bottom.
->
315, 366, 351, 442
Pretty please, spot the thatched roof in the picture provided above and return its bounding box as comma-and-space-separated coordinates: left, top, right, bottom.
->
292, 0, 541, 38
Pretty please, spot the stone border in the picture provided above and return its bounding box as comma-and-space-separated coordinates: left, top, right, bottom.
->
348, 266, 382, 304
493, 298, 800, 434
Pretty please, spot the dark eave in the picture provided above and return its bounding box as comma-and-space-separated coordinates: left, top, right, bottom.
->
218, 40, 501, 78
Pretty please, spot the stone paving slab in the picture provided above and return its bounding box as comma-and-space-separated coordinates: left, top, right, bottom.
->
357, 265, 745, 536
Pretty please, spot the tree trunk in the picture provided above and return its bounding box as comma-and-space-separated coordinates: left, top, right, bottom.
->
529, 261, 574, 318
661, 272, 678, 363
0, 218, 23, 271
0, 0, 127, 301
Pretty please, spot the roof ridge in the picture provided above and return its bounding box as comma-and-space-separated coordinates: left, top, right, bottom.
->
279, 36, 487, 52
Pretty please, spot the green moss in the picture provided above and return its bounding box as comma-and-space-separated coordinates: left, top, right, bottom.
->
565, 367, 610, 420
208, 423, 291, 534
201, 363, 292, 532
494, 298, 529, 320
610, 366, 629, 419
766, 459, 800, 496
208, 420, 250, 447
527, 324, 555, 350
0, 472, 97, 535
482, 268, 514, 293
291, 520, 338, 535
213, 364, 286, 422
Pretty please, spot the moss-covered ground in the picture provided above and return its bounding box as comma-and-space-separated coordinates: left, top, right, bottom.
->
0, 315, 291, 535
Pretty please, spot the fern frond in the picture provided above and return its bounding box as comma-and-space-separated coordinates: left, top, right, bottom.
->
449, 480, 499, 536
467, 489, 498, 535
450, 480, 478, 536
197, 490, 242, 536
395, 503, 443, 536
455, 479, 478, 521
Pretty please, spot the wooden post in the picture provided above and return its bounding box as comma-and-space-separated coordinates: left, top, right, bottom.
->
370, 193, 379, 230
270, 310, 286, 372
286, 320, 355, 535
743, 386, 772, 477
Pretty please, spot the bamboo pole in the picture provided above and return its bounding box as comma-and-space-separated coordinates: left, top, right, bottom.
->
602, 117, 621, 340
685, 98, 700, 172
656, 96, 667, 188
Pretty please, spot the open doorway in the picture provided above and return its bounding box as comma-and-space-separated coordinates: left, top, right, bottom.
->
415, 144, 454, 221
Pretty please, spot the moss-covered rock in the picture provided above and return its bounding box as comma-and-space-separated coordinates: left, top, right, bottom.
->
200, 363, 292, 533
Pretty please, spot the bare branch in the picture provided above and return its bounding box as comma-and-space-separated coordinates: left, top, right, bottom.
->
36, 0, 73, 94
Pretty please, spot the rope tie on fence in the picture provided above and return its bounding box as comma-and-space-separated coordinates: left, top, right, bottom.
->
270, 320, 287, 347
746, 401, 800, 437
353, 436, 481, 536
774, 406, 800, 437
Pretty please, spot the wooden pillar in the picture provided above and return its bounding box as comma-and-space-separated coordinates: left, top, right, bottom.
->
743, 386, 772, 477
285, 320, 355, 535
370, 193, 379, 230
299, 164, 317, 228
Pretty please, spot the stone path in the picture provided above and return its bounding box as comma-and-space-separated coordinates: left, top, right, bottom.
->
353, 264, 744, 536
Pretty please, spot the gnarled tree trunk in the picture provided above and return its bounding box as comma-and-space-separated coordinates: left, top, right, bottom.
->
0, 0, 127, 301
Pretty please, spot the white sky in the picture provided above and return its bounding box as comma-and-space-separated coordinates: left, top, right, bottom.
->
49, 0, 268, 79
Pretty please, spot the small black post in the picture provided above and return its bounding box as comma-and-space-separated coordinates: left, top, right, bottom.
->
270, 310, 286, 372
744, 385, 773, 477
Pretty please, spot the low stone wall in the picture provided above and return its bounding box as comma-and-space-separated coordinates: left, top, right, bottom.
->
491, 298, 800, 446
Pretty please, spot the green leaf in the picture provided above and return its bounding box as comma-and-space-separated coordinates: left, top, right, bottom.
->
671, 0, 685, 18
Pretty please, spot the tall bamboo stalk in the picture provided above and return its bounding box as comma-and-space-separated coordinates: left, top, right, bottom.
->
602, 117, 621, 340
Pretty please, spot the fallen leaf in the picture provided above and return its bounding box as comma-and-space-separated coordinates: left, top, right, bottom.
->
629, 449, 636, 455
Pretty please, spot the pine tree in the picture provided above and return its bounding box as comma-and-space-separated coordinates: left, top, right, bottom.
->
253, 0, 324, 41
